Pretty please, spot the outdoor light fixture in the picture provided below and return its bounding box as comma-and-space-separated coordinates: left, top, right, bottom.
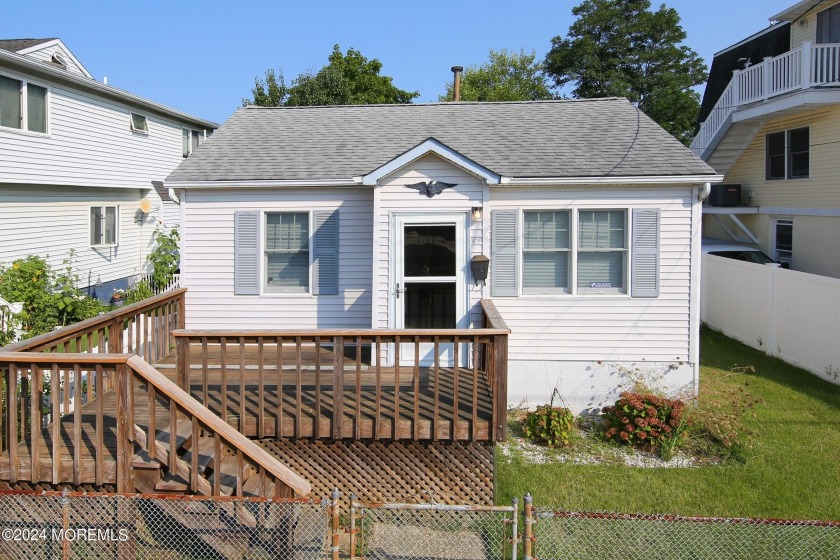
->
471, 207, 483, 221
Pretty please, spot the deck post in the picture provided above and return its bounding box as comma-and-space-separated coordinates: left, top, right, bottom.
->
115, 363, 134, 493
108, 317, 123, 353
176, 336, 189, 391
493, 333, 508, 441
332, 337, 344, 440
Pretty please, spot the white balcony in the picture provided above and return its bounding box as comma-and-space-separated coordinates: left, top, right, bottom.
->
692, 42, 840, 161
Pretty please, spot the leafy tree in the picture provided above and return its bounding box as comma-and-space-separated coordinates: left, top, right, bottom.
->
244, 45, 418, 107
439, 49, 554, 102
544, 0, 707, 145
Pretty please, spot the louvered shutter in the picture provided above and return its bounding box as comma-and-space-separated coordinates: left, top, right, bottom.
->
631, 208, 660, 298
234, 211, 260, 295
313, 210, 339, 295
491, 210, 519, 296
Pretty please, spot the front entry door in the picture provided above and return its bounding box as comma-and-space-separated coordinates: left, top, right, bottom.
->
395, 214, 468, 366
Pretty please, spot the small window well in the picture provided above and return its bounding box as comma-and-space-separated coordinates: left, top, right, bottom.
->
130, 113, 148, 134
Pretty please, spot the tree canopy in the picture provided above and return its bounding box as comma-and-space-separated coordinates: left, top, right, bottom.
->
438, 49, 554, 102
544, 0, 707, 145
243, 45, 418, 107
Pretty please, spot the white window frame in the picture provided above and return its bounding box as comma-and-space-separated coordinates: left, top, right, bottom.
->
0, 72, 50, 135
771, 217, 793, 266
766, 127, 809, 181
129, 112, 149, 134
182, 128, 205, 157
89, 206, 119, 248
519, 208, 629, 296
262, 210, 313, 295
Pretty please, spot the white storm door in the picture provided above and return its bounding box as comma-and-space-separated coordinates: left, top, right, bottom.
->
395, 213, 468, 366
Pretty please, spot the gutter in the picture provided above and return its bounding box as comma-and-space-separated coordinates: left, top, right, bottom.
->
0, 50, 219, 130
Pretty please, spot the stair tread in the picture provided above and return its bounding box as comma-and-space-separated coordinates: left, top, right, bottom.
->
156, 419, 194, 450
217, 456, 254, 496
156, 473, 189, 492
181, 436, 217, 474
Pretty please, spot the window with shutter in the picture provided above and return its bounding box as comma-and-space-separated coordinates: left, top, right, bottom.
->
313, 210, 339, 295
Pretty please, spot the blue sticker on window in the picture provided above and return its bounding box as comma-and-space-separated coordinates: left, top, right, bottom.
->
590, 282, 612, 288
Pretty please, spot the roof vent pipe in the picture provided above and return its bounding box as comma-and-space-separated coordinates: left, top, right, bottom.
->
451, 66, 463, 102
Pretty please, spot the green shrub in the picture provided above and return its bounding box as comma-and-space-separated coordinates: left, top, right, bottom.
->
124, 280, 155, 304
601, 392, 686, 451
524, 404, 576, 447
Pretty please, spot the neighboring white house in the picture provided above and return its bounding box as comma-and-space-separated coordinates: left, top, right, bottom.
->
692, 0, 840, 279
0, 38, 218, 298
164, 100, 721, 411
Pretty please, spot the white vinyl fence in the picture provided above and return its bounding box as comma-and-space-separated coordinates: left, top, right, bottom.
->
701, 254, 840, 385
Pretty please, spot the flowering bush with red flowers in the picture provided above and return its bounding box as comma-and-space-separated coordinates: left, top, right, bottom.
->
600, 392, 686, 450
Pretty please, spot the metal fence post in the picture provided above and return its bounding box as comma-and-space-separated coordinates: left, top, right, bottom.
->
523, 493, 533, 560
331, 489, 341, 560
511, 497, 519, 560
350, 493, 357, 560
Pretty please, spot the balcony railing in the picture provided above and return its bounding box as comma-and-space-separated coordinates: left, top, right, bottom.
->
691, 42, 840, 157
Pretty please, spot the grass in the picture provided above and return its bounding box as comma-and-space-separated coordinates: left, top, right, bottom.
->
496, 327, 840, 521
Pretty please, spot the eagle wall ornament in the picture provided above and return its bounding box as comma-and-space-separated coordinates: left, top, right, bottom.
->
405, 181, 457, 198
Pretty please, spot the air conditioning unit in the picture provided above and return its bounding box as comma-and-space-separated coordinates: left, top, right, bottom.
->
709, 184, 741, 207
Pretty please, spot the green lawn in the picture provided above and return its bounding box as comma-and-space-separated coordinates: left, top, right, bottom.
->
496, 327, 840, 521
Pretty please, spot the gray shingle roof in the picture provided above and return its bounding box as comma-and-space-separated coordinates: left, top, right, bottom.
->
166, 99, 716, 183
0, 38, 57, 53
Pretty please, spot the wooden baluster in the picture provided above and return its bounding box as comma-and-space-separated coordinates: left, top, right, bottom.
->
86, 332, 93, 355
295, 337, 302, 439
433, 338, 440, 442
452, 337, 459, 441
258, 337, 265, 438
393, 336, 400, 440
73, 364, 81, 485
20, 368, 28, 447
95, 365, 104, 486
7, 364, 18, 484
213, 433, 221, 495
30, 364, 40, 483
332, 336, 344, 440
169, 401, 178, 473
472, 339, 479, 441
0, 369, 4, 453
191, 416, 199, 493
147, 384, 156, 460
220, 337, 228, 423
374, 336, 381, 440
276, 336, 284, 439
135, 314, 142, 361
314, 336, 322, 439
51, 364, 60, 484
239, 337, 246, 434
236, 449, 244, 497
127, 316, 134, 355
62, 366, 70, 424
86, 365, 93, 404
202, 337, 209, 405
413, 338, 420, 441
355, 337, 362, 440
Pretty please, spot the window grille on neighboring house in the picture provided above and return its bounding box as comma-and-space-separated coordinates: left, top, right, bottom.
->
773, 217, 793, 266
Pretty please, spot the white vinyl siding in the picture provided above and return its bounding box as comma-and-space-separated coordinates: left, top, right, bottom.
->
181, 188, 372, 330
0, 185, 146, 286
374, 154, 485, 330
490, 186, 694, 363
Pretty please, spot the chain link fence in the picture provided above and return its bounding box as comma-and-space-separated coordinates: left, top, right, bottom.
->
530, 507, 840, 560
350, 497, 518, 560
0, 491, 330, 559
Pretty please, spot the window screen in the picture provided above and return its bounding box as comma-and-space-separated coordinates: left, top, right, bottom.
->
523, 210, 570, 292
265, 213, 309, 292
578, 210, 626, 291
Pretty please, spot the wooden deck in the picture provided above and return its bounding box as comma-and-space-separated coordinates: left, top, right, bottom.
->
0, 344, 493, 486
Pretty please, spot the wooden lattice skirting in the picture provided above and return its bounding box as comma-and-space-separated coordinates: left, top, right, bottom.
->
260, 439, 495, 505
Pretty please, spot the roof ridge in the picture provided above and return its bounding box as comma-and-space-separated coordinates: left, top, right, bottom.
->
241, 98, 627, 110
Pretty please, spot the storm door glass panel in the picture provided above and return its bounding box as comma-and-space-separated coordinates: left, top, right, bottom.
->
403, 225, 456, 277
404, 282, 456, 328
0, 76, 21, 129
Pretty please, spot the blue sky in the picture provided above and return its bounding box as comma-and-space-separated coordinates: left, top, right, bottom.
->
1, 0, 795, 125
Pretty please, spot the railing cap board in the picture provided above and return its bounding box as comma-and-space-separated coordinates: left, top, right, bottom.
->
1, 288, 187, 353
125, 355, 312, 497
0, 352, 135, 365
479, 299, 511, 331
172, 326, 511, 339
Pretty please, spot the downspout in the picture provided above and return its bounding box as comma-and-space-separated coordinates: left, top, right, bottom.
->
698, 182, 711, 202
168, 187, 180, 204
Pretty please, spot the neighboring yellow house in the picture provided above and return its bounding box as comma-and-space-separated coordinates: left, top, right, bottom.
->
693, 0, 840, 278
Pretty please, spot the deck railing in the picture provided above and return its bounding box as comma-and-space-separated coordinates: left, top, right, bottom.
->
0, 352, 310, 497
691, 42, 840, 156
172, 299, 510, 443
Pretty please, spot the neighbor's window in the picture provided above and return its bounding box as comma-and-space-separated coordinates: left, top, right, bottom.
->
817, 4, 840, 44
0, 74, 48, 133
766, 127, 809, 180
773, 218, 793, 266
577, 210, 627, 292
130, 112, 149, 134
265, 212, 309, 292
523, 210, 571, 293
182, 128, 204, 157
90, 206, 118, 246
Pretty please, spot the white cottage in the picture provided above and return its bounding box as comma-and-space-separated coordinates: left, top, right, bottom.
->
0, 39, 217, 297
165, 100, 721, 411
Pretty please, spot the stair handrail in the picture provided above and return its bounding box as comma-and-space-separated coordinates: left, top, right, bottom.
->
125, 355, 311, 497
